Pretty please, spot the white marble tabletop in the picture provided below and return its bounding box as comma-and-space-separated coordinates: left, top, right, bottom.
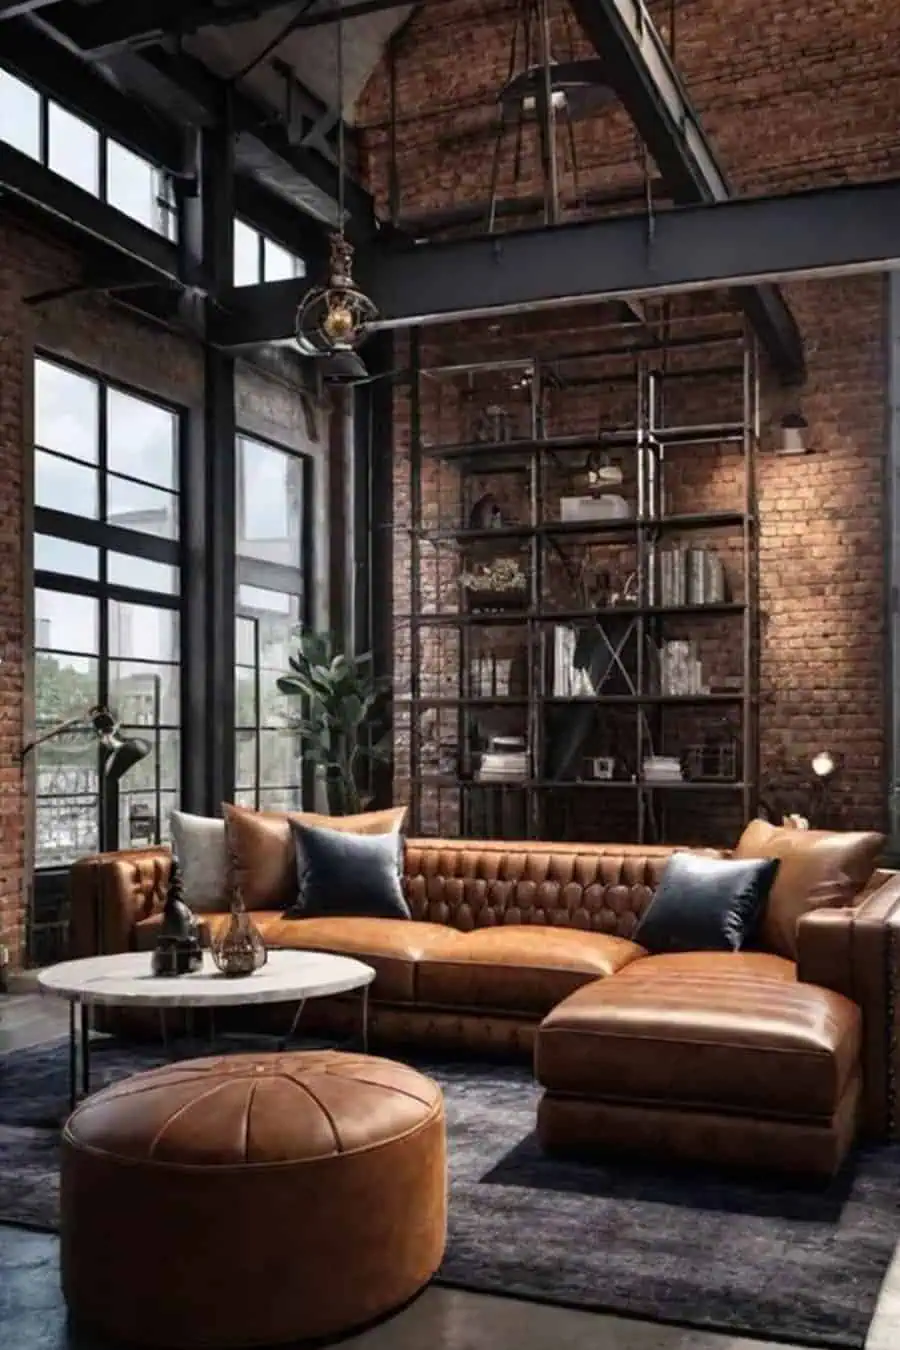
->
38, 950, 375, 1008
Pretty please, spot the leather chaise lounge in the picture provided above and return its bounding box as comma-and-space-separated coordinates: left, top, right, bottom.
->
68, 812, 900, 1176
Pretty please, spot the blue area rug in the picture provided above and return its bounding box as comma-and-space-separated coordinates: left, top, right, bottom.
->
1, 1034, 898, 1349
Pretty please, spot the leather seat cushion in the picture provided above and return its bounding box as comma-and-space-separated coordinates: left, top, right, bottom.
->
418, 926, 646, 1015
614, 951, 798, 981
260, 916, 467, 1002
537, 954, 862, 1118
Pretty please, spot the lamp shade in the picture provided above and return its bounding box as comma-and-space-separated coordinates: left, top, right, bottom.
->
778, 412, 810, 456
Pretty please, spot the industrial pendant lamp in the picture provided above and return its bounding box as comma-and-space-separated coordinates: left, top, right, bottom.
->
295, 5, 377, 359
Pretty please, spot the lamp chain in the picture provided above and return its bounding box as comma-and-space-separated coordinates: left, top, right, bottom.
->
337, 1, 345, 234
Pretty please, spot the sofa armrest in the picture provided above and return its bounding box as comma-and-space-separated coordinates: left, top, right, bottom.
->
69, 848, 172, 959
797, 872, 900, 1139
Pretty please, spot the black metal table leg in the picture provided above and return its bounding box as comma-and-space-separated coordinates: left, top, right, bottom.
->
79, 1002, 91, 1099
279, 999, 307, 1051
360, 985, 370, 1054
68, 1002, 77, 1114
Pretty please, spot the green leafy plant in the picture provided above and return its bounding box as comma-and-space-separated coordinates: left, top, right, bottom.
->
276, 628, 392, 815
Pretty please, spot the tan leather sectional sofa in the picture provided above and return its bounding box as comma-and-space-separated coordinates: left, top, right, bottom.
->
68, 813, 900, 1177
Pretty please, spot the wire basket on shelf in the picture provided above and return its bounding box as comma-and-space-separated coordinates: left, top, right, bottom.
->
460, 557, 530, 613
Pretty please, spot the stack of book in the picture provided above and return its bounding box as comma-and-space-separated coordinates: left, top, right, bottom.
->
477, 737, 530, 783
642, 756, 684, 784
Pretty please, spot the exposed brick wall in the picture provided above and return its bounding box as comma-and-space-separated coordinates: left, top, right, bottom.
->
359, 0, 890, 844
759, 275, 885, 829
358, 0, 900, 215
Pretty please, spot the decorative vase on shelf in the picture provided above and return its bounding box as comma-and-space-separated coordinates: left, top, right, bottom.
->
151, 858, 204, 978
210, 864, 267, 977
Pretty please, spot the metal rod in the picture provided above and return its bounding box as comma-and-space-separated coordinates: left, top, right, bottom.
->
537, 0, 560, 226
336, 7, 345, 228
80, 1003, 91, 1099
284, 0, 458, 28
529, 360, 542, 836
409, 331, 423, 835
19, 715, 89, 760
68, 1001, 77, 1114
741, 328, 760, 823
280, 997, 307, 1050
387, 34, 400, 227
360, 984, 370, 1053
421, 333, 743, 379
636, 358, 647, 844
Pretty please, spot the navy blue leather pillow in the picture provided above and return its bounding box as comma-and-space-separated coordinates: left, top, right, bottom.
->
288, 820, 410, 920
635, 853, 779, 954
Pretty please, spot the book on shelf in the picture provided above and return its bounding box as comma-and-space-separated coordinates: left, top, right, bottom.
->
642, 755, 684, 783
655, 546, 727, 607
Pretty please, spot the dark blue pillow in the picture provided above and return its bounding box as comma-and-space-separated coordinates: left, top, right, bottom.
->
635, 853, 779, 954
287, 820, 410, 920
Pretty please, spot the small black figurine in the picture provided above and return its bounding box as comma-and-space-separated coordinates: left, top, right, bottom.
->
468, 493, 504, 530
151, 858, 204, 977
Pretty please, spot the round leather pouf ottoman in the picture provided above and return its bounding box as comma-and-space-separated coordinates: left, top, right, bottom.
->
60, 1050, 446, 1348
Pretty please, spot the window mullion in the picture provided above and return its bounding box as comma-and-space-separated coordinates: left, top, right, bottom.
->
38, 89, 48, 165
98, 129, 109, 203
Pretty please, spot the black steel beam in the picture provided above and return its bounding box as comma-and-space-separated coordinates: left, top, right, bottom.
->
283, 0, 454, 27
1, 17, 182, 169
34, 8, 372, 228
0, 1, 61, 17
180, 118, 238, 813
357, 178, 900, 328
208, 275, 303, 347
0, 138, 180, 278
40, 0, 310, 55
569, 0, 803, 382
125, 47, 375, 232
359, 331, 395, 809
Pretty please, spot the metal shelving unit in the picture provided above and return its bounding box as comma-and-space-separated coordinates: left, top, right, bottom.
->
398, 326, 760, 846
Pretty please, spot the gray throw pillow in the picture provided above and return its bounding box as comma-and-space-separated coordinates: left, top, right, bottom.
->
170, 811, 228, 912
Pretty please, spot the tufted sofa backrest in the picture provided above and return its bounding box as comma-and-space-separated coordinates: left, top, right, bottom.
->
403, 838, 727, 940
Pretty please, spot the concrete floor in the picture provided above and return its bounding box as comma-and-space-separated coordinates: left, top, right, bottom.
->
2, 984, 899, 1350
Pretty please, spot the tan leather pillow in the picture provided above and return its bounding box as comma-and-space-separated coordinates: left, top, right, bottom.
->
223, 803, 408, 911
733, 818, 884, 958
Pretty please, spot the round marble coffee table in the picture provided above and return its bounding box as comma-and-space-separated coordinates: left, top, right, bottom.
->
39, 950, 375, 1111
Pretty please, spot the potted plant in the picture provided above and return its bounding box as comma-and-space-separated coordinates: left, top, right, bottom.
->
277, 628, 392, 815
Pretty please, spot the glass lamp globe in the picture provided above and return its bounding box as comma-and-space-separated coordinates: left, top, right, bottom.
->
321, 300, 357, 345
811, 751, 836, 779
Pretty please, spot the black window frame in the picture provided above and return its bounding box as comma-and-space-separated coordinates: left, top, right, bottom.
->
32, 351, 187, 874
0, 64, 178, 239
234, 429, 314, 812
233, 215, 306, 287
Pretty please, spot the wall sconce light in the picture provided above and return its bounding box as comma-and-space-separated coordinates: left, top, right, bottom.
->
811, 750, 837, 781
778, 412, 812, 456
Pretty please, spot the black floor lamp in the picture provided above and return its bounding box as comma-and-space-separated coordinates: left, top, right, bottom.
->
21, 706, 151, 952
88, 708, 152, 853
